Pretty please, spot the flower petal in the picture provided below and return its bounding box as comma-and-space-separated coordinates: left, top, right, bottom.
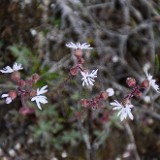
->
126, 107, 134, 120
66, 42, 93, 50
37, 85, 48, 95
31, 95, 48, 110
113, 106, 123, 110
1, 94, 9, 98
0, 66, 14, 73
6, 97, 12, 104
36, 100, 42, 110
13, 63, 23, 71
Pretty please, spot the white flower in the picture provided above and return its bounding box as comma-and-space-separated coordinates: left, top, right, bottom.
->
1, 94, 12, 104
61, 151, 68, 158
106, 88, 114, 97
0, 63, 23, 73
31, 85, 48, 110
66, 42, 93, 50
145, 71, 160, 93
81, 69, 98, 87
110, 100, 134, 121
30, 28, 37, 36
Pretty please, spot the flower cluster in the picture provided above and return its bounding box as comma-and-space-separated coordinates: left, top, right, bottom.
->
110, 70, 160, 121
1, 42, 160, 123
66, 43, 160, 122
0, 63, 48, 115
66, 42, 98, 87
80, 88, 114, 110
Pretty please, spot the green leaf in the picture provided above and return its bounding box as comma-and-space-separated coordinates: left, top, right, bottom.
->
9, 44, 32, 68
62, 130, 81, 146
155, 54, 160, 73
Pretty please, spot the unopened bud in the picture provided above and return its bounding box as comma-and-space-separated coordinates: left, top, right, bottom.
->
126, 77, 136, 88
106, 88, 114, 97
99, 91, 108, 100
70, 67, 79, 76
140, 80, 149, 88
74, 49, 83, 57
26, 79, 32, 86
29, 90, 37, 98
8, 90, 17, 100
11, 71, 21, 82
80, 99, 89, 107
32, 73, 40, 83
135, 90, 142, 97
18, 80, 26, 87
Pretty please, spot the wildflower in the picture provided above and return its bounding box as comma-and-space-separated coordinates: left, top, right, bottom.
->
0, 63, 23, 73
80, 69, 98, 87
145, 71, 160, 93
110, 100, 134, 121
1, 94, 12, 104
106, 88, 114, 97
31, 85, 48, 110
66, 42, 93, 50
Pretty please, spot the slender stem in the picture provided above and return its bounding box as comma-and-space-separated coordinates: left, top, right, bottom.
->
124, 122, 140, 160
77, 119, 91, 160
122, 86, 140, 101
21, 94, 27, 107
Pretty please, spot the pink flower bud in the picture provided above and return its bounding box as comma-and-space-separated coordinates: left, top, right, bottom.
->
80, 99, 89, 107
11, 71, 21, 82
140, 80, 149, 88
70, 67, 79, 76
18, 80, 26, 87
126, 77, 136, 88
99, 91, 108, 100
8, 90, 17, 100
26, 79, 33, 86
32, 73, 40, 83
135, 90, 142, 97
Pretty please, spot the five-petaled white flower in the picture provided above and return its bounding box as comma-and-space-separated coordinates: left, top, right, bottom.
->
81, 69, 98, 87
0, 63, 23, 73
31, 85, 48, 110
110, 100, 134, 121
1, 94, 12, 104
145, 71, 160, 93
106, 88, 114, 97
66, 42, 93, 50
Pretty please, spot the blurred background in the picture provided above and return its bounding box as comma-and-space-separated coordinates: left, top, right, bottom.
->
0, 0, 160, 159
